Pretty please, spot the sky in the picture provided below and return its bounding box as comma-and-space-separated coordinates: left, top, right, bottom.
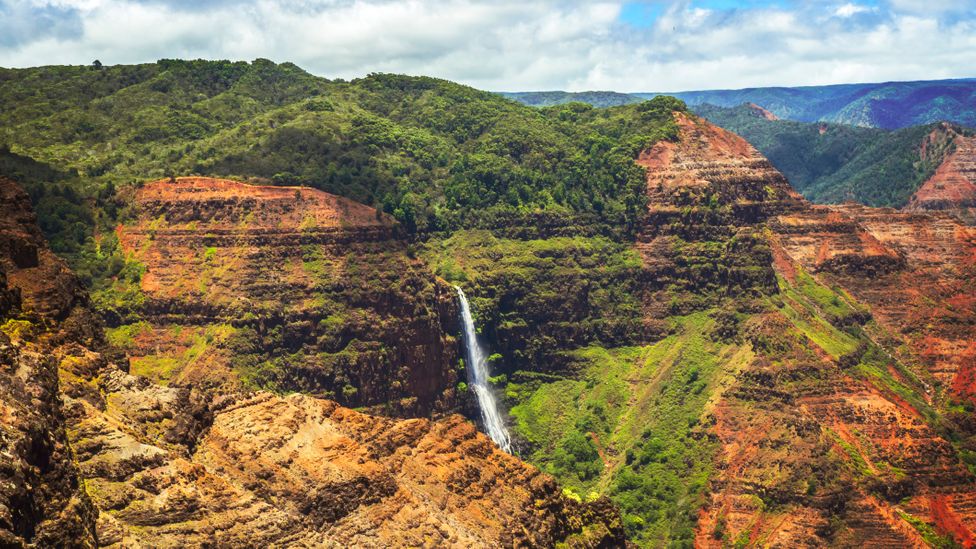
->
1, 0, 975, 92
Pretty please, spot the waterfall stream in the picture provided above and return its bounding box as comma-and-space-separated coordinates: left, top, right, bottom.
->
455, 287, 512, 453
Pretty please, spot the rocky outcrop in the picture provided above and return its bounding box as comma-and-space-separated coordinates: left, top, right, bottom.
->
0, 176, 98, 548
114, 177, 460, 415
746, 103, 779, 121
63, 372, 625, 547
905, 125, 976, 225
77, 391, 625, 547
636, 111, 806, 315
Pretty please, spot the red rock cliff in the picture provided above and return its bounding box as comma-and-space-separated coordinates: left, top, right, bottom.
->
631, 116, 976, 548
905, 125, 976, 225
113, 177, 460, 415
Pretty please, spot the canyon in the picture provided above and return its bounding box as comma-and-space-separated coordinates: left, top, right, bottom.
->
0, 62, 974, 547
0, 175, 625, 547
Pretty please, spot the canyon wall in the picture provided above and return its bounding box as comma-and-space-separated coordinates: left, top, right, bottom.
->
642, 119, 976, 547
0, 176, 98, 547
0, 175, 626, 547
112, 177, 461, 415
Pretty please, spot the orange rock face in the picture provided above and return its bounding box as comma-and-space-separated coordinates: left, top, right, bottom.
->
777, 204, 976, 403
747, 102, 779, 121
135, 177, 390, 229
70, 385, 624, 547
635, 111, 805, 318
638, 111, 804, 217
906, 125, 976, 225
633, 118, 976, 548
113, 177, 460, 414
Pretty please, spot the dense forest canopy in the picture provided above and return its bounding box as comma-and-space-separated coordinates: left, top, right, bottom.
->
0, 60, 689, 295
1, 60, 682, 234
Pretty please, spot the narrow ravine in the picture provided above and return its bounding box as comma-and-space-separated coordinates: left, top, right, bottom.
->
455, 286, 512, 453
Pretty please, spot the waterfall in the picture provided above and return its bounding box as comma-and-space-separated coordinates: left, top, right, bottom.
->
455, 286, 512, 453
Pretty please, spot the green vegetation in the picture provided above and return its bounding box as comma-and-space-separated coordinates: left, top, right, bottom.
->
776, 273, 860, 359
695, 104, 974, 207
507, 312, 753, 547
1, 61, 684, 265
105, 321, 150, 348
0, 146, 123, 263
421, 231, 647, 372
89, 254, 147, 324
110, 323, 235, 386
0, 319, 34, 341
898, 512, 963, 549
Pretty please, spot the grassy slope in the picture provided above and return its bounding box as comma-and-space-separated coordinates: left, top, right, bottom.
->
507, 312, 754, 546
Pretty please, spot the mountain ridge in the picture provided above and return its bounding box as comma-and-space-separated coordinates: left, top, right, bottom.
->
502, 77, 976, 129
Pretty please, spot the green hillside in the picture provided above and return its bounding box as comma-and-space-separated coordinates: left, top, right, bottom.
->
0, 60, 684, 268
695, 104, 973, 207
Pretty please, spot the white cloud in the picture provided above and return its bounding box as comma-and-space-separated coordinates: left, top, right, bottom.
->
0, 0, 974, 91
834, 3, 871, 18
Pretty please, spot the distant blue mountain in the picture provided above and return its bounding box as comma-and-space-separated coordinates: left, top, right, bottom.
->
502, 78, 976, 129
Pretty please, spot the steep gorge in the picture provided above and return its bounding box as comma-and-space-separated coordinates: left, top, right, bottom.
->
2, 65, 976, 546
436, 112, 976, 547
0, 175, 626, 547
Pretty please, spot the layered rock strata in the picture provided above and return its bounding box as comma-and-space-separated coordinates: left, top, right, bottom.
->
114, 177, 460, 415
0, 175, 626, 547
630, 118, 976, 547
636, 111, 806, 317
906, 124, 976, 225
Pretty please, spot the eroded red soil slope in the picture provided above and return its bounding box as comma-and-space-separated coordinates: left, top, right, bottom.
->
906, 125, 976, 225
634, 117, 976, 548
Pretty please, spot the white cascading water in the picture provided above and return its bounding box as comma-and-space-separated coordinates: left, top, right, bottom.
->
455, 286, 512, 453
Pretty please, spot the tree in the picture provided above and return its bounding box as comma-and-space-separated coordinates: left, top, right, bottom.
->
91, 60, 103, 71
